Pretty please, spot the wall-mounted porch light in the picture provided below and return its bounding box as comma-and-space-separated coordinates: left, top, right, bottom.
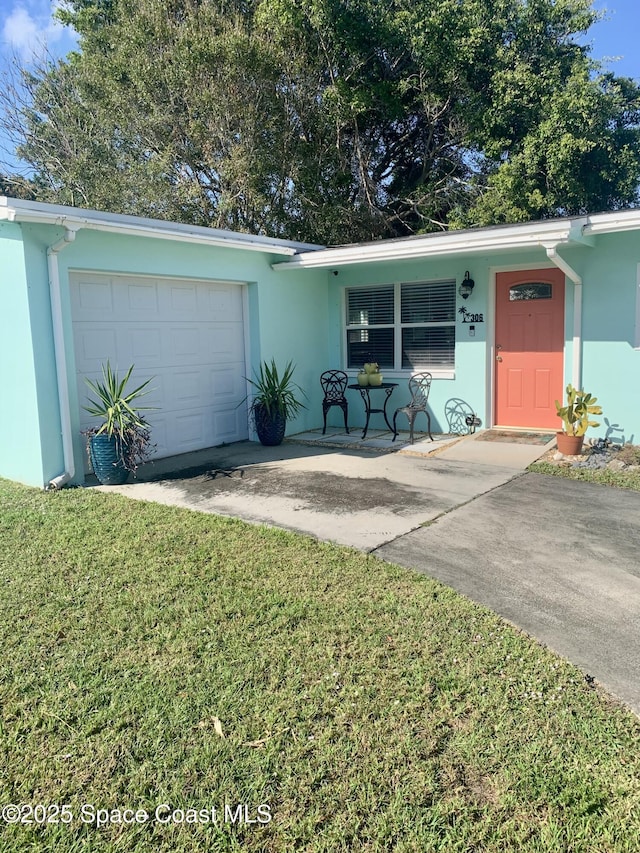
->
459, 271, 475, 300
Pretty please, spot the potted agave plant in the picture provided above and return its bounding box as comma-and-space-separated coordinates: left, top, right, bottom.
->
244, 359, 306, 446
83, 362, 155, 484
555, 384, 603, 455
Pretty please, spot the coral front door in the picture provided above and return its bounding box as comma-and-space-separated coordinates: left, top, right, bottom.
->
495, 268, 565, 429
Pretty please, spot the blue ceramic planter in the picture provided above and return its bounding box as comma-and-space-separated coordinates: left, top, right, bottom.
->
89, 434, 129, 485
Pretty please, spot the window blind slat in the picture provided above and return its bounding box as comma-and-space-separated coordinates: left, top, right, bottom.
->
347, 329, 394, 369
347, 286, 394, 326
401, 281, 456, 324
402, 327, 455, 370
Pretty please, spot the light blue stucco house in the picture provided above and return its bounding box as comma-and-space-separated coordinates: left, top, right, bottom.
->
2, 195, 639, 488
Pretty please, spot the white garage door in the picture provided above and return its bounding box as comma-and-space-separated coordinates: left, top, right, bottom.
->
71, 271, 249, 465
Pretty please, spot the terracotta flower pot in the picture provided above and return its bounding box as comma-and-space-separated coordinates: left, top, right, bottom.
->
556, 432, 584, 455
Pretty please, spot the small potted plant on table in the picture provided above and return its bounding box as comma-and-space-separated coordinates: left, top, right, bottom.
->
362, 360, 383, 386
554, 384, 602, 455
245, 359, 306, 446
84, 362, 155, 484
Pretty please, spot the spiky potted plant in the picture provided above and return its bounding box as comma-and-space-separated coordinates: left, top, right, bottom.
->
245, 359, 306, 446
554, 384, 603, 455
83, 362, 155, 484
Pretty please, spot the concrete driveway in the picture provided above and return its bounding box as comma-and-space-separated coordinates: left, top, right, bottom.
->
100, 437, 527, 550
97, 434, 640, 714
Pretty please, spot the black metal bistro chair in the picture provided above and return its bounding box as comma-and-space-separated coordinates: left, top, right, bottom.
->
392, 372, 434, 443
320, 370, 349, 434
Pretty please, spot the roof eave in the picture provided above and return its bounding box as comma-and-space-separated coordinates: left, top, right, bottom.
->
0, 197, 322, 256
583, 209, 640, 235
273, 219, 584, 271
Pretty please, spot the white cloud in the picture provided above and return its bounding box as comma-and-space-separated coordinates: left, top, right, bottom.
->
2, 1, 73, 61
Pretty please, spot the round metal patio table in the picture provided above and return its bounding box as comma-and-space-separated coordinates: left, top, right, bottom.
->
348, 382, 398, 439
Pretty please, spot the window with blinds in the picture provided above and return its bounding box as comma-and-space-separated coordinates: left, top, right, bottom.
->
346, 281, 456, 370
345, 286, 394, 369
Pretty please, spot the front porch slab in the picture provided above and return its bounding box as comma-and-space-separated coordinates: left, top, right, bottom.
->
286, 428, 464, 457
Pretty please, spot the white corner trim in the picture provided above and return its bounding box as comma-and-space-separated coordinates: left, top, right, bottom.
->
635, 263, 640, 350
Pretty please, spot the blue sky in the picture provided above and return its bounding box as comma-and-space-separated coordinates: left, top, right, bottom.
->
0, 1, 77, 65
586, 0, 640, 79
0, 0, 639, 173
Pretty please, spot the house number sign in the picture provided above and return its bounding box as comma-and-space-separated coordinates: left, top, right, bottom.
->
458, 307, 484, 323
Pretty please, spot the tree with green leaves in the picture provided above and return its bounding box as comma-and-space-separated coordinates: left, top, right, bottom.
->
2, 0, 639, 243
0, 173, 39, 200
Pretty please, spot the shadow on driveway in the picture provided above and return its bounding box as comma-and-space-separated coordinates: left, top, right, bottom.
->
95, 439, 521, 551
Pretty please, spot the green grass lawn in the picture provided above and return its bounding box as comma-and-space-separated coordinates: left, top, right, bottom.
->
529, 460, 640, 491
1, 478, 640, 852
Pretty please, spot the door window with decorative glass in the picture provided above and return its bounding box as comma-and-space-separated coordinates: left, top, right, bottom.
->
346, 281, 456, 371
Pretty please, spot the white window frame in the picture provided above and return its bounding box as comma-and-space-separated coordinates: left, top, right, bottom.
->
344, 280, 456, 375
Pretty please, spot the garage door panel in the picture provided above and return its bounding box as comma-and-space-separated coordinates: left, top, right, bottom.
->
74, 279, 115, 315
169, 327, 200, 361
72, 275, 245, 322
141, 373, 167, 411
147, 414, 169, 458
171, 370, 202, 407
160, 406, 246, 455
210, 365, 245, 400
214, 409, 245, 440
208, 325, 244, 359
129, 327, 164, 362
158, 281, 243, 322
146, 368, 246, 411
174, 411, 207, 447
166, 282, 199, 317
71, 272, 249, 469
204, 284, 243, 321
125, 281, 160, 314
74, 328, 119, 367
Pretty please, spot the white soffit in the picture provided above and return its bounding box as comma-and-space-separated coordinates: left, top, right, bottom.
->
0, 196, 322, 256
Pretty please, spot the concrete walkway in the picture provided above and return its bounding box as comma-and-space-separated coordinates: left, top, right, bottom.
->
94, 431, 640, 713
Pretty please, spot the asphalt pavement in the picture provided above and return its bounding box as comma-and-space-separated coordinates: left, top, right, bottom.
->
96, 433, 640, 714
376, 472, 640, 714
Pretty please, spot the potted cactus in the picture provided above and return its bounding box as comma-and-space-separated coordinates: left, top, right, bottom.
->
554, 384, 602, 455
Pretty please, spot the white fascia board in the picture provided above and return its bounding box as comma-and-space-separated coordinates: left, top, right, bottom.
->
273, 219, 585, 270
0, 196, 322, 256
583, 209, 640, 236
